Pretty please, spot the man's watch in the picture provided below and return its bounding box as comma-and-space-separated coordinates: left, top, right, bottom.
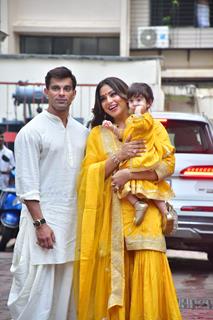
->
33, 218, 46, 228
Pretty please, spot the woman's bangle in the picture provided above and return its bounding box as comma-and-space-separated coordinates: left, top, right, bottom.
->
111, 153, 121, 166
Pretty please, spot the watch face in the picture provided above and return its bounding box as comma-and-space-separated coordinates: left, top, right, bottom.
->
33, 218, 46, 228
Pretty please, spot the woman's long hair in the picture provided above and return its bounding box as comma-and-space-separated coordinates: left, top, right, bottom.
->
91, 77, 129, 128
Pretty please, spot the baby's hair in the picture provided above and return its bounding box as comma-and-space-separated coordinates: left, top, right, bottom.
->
127, 82, 154, 104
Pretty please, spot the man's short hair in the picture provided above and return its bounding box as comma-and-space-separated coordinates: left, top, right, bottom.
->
45, 66, 77, 90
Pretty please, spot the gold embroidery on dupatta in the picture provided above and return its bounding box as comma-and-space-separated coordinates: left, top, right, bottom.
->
101, 127, 124, 308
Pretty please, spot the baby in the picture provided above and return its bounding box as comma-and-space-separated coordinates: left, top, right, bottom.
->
103, 82, 176, 233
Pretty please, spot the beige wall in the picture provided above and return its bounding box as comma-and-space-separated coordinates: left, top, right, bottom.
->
131, 49, 213, 69
7, 0, 121, 53
130, 0, 150, 48
0, 0, 8, 53
2, 0, 213, 69
9, 0, 120, 26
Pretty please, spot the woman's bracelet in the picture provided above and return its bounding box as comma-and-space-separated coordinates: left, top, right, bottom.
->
110, 153, 121, 166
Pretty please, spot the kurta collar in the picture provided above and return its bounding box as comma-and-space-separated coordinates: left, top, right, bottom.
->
43, 110, 71, 124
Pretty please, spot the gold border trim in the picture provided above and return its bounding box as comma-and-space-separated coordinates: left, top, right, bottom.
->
155, 161, 170, 181
101, 127, 125, 308
125, 235, 166, 252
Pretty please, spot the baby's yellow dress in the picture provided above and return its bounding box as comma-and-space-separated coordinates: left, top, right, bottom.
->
118, 112, 175, 200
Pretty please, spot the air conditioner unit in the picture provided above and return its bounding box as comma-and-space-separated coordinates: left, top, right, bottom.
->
137, 26, 169, 49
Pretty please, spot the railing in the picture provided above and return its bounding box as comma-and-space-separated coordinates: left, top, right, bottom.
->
169, 27, 213, 48
0, 81, 97, 126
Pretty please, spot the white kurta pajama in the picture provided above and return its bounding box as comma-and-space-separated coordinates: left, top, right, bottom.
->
8, 110, 88, 320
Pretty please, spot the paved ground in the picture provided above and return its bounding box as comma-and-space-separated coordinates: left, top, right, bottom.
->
0, 249, 213, 320
168, 250, 213, 319
0, 251, 13, 320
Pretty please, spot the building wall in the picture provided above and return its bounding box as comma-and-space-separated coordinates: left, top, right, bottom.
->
1, 0, 213, 69
131, 49, 213, 69
0, 0, 8, 53
5, 0, 121, 54
130, 0, 213, 69
130, 0, 150, 48
0, 0, 212, 118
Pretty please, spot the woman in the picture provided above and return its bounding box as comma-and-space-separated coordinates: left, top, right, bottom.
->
75, 77, 182, 320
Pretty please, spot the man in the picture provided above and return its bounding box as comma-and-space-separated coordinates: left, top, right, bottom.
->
7, 66, 88, 320
0, 129, 15, 190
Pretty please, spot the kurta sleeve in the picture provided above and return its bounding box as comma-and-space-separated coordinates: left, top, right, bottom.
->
153, 120, 175, 181
125, 112, 153, 136
15, 126, 41, 201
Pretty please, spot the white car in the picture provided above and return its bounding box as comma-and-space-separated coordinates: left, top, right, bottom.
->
152, 111, 213, 262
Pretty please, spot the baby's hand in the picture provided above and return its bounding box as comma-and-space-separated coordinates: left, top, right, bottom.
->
102, 120, 113, 128
135, 104, 147, 116
134, 106, 142, 116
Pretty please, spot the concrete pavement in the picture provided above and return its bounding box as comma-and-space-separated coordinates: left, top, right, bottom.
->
0, 252, 13, 320
168, 250, 213, 319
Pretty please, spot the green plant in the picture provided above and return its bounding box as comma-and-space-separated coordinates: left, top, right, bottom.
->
162, 0, 180, 26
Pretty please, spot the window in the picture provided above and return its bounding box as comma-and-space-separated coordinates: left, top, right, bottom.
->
160, 119, 210, 153
20, 36, 120, 55
20, 36, 52, 54
150, 0, 213, 27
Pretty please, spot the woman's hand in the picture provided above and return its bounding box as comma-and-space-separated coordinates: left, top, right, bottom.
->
116, 138, 146, 162
105, 138, 146, 180
112, 169, 131, 190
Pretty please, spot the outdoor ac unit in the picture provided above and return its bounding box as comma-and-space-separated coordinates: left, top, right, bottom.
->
137, 26, 169, 49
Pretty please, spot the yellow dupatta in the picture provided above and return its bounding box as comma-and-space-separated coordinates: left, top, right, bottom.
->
75, 126, 125, 320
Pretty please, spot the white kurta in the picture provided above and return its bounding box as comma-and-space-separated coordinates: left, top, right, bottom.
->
8, 110, 88, 319
0, 145, 15, 189
14, 110, 88, 264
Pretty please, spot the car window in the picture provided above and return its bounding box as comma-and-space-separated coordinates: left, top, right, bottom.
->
160, 120, 211, 153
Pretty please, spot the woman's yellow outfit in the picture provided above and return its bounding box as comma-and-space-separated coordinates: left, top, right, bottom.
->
75, 120, 182, 320
118, 112, 175, 201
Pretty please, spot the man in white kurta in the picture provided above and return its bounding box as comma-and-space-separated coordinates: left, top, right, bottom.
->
7, 67, 88, 320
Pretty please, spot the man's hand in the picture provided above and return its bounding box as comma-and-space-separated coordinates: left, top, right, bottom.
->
36, 224, 56, 249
